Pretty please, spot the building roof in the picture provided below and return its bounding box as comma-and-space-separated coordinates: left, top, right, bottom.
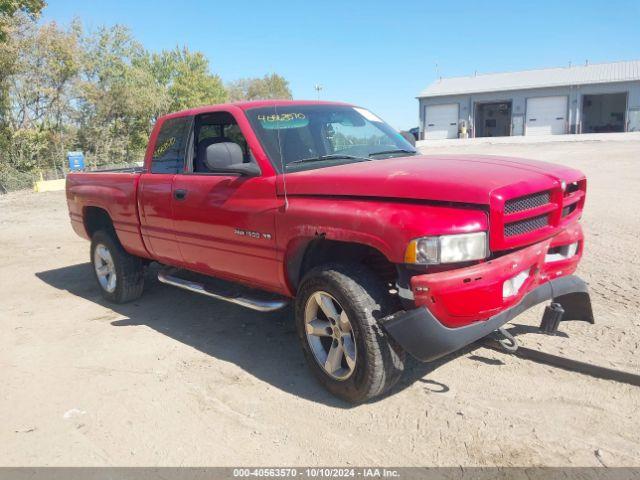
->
418, 60, 640, 98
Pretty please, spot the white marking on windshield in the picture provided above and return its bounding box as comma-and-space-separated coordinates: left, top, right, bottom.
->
354, 107, 383, 123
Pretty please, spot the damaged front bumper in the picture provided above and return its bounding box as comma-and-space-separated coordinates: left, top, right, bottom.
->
384, 224, 593, 362
383, 274, 593, 362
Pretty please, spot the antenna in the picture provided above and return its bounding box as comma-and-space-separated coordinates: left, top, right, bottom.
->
435, 63, 441, 81
273, 103, 288, 210
314, 84, 323, 101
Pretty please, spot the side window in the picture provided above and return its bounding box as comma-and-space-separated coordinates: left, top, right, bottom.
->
223, 124, 248, 156
193, 112, 254, 173
198, 124, 222, 143
151, 116, 192, 174
196, 124, 247, 156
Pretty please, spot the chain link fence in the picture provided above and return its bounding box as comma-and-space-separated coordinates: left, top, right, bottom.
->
0, 167, 38, 194
0, 165, 67, 194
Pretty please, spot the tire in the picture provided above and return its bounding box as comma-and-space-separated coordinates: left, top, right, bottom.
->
295, 263, 405, 403
90, 230, 144, 303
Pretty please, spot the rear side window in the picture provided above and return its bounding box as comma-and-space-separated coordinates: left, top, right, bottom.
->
151, 116, 192, 174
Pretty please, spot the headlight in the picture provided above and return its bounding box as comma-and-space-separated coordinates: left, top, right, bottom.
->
404, 232, 488, 264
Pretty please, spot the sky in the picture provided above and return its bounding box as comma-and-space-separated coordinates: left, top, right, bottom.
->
41, 0, 640, 130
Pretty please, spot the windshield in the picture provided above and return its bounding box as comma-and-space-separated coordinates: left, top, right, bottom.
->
245, 105, 417, 172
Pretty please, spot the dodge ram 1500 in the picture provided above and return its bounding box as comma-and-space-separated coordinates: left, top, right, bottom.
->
66, 100, 593, 402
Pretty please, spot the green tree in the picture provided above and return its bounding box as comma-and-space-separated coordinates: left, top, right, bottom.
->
227, 73, 292, 102
2, 18, 80, 173
147, 46, 227, 112
77, 25, 165, 165
226, 78, 252, 102
0, 14, 293, 189
0, 16, 20, 136
0, 0, 45, 42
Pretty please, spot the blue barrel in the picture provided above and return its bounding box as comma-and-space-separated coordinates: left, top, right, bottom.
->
67, 151, 85, 171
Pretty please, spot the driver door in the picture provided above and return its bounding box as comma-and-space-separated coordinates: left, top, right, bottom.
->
171, 109, 282, 292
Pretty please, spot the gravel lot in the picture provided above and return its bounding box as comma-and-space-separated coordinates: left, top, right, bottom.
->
1, 138, 639, 467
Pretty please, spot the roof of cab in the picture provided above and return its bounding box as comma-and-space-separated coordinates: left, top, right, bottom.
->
160, 99, 353, 121
234, 99, 352, 110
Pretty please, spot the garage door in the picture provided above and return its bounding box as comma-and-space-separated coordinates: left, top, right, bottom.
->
424, 104, 459, 139
525, 96, 568, 135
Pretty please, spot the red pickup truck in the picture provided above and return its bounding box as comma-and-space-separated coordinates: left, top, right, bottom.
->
66, 100, 593, 402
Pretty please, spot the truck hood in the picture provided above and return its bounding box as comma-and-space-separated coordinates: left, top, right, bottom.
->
281, 154, 584, 205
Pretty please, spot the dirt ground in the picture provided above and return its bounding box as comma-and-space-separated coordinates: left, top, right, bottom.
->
1, 139, 639, 467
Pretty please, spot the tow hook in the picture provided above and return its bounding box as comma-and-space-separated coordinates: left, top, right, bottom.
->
539, 302, 565, 334
494, 301, 565, 352
495, 326, 518, 352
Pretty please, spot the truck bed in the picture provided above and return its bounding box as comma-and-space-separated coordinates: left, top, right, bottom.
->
85, 165, 144, 174
66, 171, 150, 259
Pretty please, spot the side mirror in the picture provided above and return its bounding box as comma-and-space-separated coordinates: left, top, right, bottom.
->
399, 131, 416, 147
204, 142, 244, 170
224, 162, 261, 177
203, 142, 261, 176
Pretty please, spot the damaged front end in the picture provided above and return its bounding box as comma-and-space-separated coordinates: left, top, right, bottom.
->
382, 224, 593, 362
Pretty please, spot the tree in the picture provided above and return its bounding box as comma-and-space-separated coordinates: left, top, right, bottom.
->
9, 21, 80, 129
2, 18, 80, 173
76, 25, 168, 165
226, 78, 251, 102
0, 14, 293, 185
76, 37, 229, 166
227, 73, 292, 102
147, 46, 227, 112
0, 16, 20, 129
0, 0, 44, 17
0, 0, 45, 42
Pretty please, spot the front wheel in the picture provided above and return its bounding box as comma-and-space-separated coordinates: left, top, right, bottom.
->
90, 230, 144, 303
295, 263, 405, 403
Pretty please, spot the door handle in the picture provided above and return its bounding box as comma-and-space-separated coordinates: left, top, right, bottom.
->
174, 189, 187, 201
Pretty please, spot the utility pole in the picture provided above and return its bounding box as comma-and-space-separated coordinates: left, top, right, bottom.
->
314, 84, 323, 101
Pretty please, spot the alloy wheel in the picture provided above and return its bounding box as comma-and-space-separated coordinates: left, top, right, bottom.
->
304, 291, 357, 380
93, 243, 117, 293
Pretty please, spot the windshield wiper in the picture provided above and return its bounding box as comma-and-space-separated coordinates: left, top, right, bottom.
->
286, 154, 371, 168
368, 149, 417, 157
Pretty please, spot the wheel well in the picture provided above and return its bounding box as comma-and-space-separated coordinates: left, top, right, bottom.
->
84, 207, 114, 238
290, 238, 397, 293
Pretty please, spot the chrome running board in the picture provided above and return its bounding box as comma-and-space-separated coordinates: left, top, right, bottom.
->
157, 267, 289, 312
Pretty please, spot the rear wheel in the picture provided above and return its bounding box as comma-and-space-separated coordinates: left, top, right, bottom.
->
295, 263, 405, 403
90, 230, 144, 303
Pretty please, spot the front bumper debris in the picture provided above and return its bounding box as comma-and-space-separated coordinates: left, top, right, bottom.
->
382, 274, 593, 362
407, 223, 585, 328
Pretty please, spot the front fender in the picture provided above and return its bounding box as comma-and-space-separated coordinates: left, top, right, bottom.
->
277, 196, 489, 292
279, 196, 488, 261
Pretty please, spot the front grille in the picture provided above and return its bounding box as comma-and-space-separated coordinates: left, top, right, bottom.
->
562, 204, 577, 217
504, 191, 551, 215
504, 214, 549, 237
